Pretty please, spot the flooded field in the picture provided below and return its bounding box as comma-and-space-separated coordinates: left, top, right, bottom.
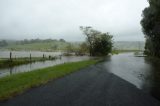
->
0, 56, 91, 77
0, 51, 62, 58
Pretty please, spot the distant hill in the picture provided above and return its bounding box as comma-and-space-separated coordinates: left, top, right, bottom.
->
0, 39, 76, 51
0, 39, 145, 51
113, 41, 145, 50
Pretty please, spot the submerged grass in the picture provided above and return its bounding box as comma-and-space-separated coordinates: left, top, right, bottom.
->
0, 59, 99, 101
0, 57, 56, 69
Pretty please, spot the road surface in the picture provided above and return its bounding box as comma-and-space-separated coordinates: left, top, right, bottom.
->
0, 54, 160, 106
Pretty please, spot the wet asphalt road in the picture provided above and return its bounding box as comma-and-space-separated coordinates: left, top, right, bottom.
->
0, 62, 160, 106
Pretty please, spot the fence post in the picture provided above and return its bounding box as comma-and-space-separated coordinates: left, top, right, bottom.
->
10, 52, 12, 61
30, 53, 32, 61
43, 54, 45, 59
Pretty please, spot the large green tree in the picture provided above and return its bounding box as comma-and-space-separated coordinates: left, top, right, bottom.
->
141, 0, 160, 57
80, 26, 113, 56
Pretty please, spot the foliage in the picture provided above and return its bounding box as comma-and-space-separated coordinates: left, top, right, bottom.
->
141, 0, 160, 57
59, 39, 66, 42
16, 38, 60, 45
66, 43, 74, 53
80, 26, 113, 56
0, 40, 8, 47
78, 42, 89, 55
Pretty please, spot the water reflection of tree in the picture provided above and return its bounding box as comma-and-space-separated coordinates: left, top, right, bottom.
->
9, 67, 13, 75
144, 57, 160, 100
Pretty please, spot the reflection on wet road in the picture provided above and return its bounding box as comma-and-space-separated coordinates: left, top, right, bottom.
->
103, 53, 160, 100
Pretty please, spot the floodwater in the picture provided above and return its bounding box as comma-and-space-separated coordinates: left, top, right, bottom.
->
0, 50, 62, 58
103, 53, 160, 100
0, 56, 91, 78
0, 52, 160, 100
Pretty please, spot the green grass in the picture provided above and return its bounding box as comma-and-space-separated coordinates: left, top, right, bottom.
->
0, 59, 99, 100
112, 50, 143, 55
3, 41, 80, 51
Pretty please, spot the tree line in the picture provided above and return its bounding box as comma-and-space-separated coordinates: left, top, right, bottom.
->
141, 0, 160, 57
15, 38, 66, 45
80, 26, 113, 56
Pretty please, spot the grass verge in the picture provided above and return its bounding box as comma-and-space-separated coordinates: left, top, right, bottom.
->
0, 59, 99, 101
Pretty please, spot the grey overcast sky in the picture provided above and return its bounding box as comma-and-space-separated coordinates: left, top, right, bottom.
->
0, 0, 148, 41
